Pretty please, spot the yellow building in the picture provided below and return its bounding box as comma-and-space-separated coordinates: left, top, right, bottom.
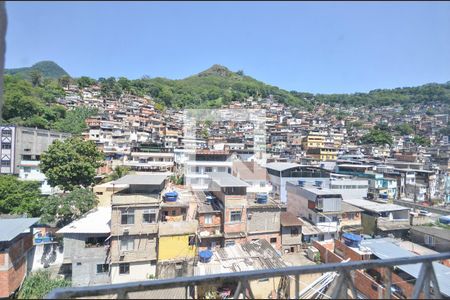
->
157, 220, 198, 261
306, 147, 338, 161
302, 134, 325, 149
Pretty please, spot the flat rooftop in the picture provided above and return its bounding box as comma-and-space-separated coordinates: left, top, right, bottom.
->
343, 198, 409, 213
114, 174, 168, 186
0, 217, 40, 242
112, 194, 161, 206
264, 162, 301, 172
57, 207, 110, 234
210, 173, 250, 187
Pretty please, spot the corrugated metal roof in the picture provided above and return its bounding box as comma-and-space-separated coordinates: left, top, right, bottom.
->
361, 238, 450, 297
0, 217, 40, 242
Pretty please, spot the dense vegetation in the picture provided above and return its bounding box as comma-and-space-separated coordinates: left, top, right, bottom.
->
2, 74, 96, 133
5, 61, 69, 80
18, 270, 71, 299
0, 176, 98, 227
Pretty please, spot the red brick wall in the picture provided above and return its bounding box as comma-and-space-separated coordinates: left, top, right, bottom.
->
0, 256, 26, 297
224, 207, 247, 233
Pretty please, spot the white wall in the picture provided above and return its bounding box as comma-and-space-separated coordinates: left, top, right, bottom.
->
111, 261, 156, 284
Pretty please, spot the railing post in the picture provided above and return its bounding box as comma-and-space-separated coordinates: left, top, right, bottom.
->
412, 261, 442, 299
294, 274, 299, 300
384, 267, 392, 299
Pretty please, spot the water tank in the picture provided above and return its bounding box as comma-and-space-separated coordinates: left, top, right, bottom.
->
315, 180, 322, 188
342, 233, 362, 248
206, 195, 214, 203
164, 191, 178, 202
256, 193, 268, 204
298, 180, 305, 187
439, 215, 450, 225
199, 250, 213, 263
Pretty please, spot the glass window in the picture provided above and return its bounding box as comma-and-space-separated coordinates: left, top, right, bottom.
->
225, 240, 235, 247
143, 209, 156, 223
205, 167, 212, 173
121, 209, 135, 225
96, 264, 109, 274
1, 143, 11, 149
85, 236, 107, 248
2, 129, 12, 137
270, 237, 277, 243
1, 160, 10, 167
119, 263, 130, 275
319, 216, 326, 222
204, 214, 212, 224
291, 228, 299, 236
230, 211, 241, 222
120, 237, 134, 251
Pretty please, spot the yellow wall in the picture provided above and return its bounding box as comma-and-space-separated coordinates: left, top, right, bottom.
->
158, 235, 197, 260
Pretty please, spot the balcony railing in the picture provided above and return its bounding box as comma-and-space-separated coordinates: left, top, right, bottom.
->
45, 252, 450, 299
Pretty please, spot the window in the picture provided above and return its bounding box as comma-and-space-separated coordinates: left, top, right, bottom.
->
120, 237, 134, 251
143, 209, 156, 223
270, 237, 277, 244
96, 264, 109, 274
119, 263, 130, 275
205, 167, 212, 173
319, 217, 326, 222
291, 228, 299, 236
332, 216, 338, 222
260, 182, 266, 187
347, 213, 354, 220
1, 143, 11, 149
230, 211, 241, 222
188, 235, 195, 246
76, 262, 82, 266
1, 160, 10, 167
23, 166, 31, 173
121, 209, 135, 225
204, 214, 212, 224
96, 192, 103, 195
171, 210, 177, 216
308, 213, 312, 220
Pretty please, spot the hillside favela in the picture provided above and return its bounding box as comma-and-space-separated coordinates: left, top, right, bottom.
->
0, 1, 449, 299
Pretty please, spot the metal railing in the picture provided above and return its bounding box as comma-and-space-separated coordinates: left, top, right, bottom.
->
45, 252, 450, 299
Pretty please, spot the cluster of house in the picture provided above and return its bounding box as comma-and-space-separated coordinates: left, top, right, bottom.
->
2, 163, 450, 298
1, 85, 450, 298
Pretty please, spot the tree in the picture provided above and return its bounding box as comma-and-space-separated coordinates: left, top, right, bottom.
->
395, 123, 414, 135
412, 135, 431, 147
106, 165, 131, 182
40, 187, 98, 227
30, 70, 43, 87
0, 175, 42, 216
58, 75, 71, 89
18, 270, 70, 299
52, 106, 98, 135
360, 129, 393, 146
40, 137, 104, 191
77, 76, 96, 89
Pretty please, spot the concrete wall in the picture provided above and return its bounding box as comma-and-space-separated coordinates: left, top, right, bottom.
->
281, 226, 302, 247
409, 230, 450, 252
63, 233, 110, 287
247, 208, 280, 234
110, 261, 156, 284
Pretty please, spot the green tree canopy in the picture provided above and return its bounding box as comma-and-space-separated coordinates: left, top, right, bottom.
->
40, 137, 104, 191
0, 175, 42, 217
360, 129, 393, 146
40, 187, 98, 227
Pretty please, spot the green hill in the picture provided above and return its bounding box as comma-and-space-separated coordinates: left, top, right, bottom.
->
115, 64, 308, 109
5, 61, 69, 80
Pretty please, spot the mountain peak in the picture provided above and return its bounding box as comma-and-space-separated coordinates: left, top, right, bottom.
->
197, 64, 235, 77
5, 60, 69, 79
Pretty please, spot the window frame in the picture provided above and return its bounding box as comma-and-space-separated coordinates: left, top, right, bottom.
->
230, 211, 242, 223
119, 263, 130, 275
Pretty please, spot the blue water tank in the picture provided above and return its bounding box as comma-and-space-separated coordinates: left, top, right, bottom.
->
256, 193, 268, 204
342, 233, 362, 248
380, 194, 388, 200
164, 191, 178, 202
298, 180, 305, 187
439, 215, 450, 225
199, 250, 213, 263
315, 180, 322, 188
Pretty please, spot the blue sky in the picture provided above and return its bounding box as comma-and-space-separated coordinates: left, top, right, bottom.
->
5, 1, 450, 94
